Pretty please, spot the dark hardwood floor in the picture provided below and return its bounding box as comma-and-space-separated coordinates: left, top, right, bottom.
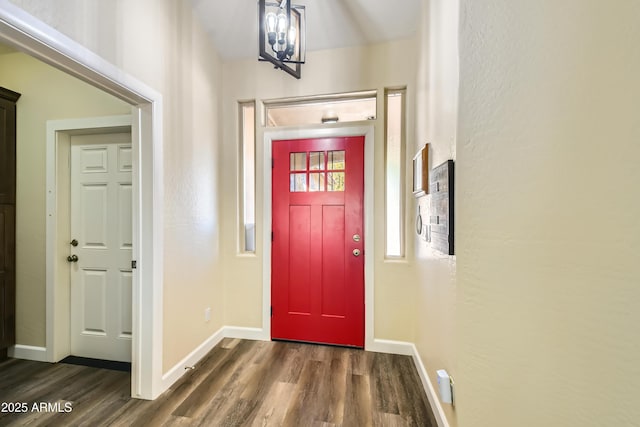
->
0, 339, 437, 426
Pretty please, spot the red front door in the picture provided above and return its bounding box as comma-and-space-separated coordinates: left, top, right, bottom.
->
271, 136, 365, 347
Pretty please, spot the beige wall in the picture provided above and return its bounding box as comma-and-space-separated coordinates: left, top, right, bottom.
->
457, 1, 640, 426
221, 39, 418, 342
8, 0, 226, 373
0, 51, 130, 347
6, 1, 639, 424
413, 1, 459, 426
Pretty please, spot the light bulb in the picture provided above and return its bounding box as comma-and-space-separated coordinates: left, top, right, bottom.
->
276, 12, 288, 45
265, 12, 277, 33
265, 12, 277, 45
288, 26, 297, 44
287, 26, 297, 57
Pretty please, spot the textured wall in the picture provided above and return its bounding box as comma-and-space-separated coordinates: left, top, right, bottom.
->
8, 0, 225, 373
220, 39, 418, 342
413, 1, 459, 426
457, 1, 640, 425
0, 51, 130, 347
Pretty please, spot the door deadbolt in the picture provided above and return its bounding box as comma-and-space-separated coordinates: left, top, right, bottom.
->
352, 234, 361, 242
67, 254, 79, 263
70, 239, 78, 247
352, 249, 361, 257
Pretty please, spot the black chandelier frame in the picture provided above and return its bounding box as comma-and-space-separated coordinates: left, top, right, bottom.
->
258, 0, 306, 79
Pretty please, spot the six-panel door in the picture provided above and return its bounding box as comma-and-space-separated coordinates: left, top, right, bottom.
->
70, 132, 132, 362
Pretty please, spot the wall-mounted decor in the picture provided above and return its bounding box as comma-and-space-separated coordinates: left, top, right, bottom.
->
429, 160, 454, 255
416, 204, 430, 242
412, 143, 429, 197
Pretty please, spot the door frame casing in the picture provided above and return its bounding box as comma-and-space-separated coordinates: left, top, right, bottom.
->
0, 1, 164, 399
47, 116, 132, 363
263, 124, 375, 349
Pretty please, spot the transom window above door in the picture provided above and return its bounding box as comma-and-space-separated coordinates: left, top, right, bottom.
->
264, 90, 377, 127
289, 150, 345, 192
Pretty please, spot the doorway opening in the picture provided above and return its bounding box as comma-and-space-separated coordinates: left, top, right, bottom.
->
47, 117, 133, 366
271, 136, 365, 347
1, 5, 163, 399
262, 125, 375, 350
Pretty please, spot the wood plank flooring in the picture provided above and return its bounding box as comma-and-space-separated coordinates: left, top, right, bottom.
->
0, 339, 437, 426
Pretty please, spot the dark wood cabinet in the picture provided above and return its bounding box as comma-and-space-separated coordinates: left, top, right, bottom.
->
0, 87, 20, 361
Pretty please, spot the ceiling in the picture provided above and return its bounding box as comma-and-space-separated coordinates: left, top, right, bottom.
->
190, 0, 422, 61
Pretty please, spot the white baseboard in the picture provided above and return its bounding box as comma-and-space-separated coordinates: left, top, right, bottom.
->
409, 344, 450, 427
223, 326, 269, 341
160, 326, 268, 392
157, 326, 447, 427
160, 326, 225, 390
8, 345, 48, 362
367, 338, 414, 355
9, 327, 448, 427
366, 339, 449, 427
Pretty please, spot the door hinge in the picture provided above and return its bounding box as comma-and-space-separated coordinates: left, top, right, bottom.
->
270, 306, 273, 317
131, 260, 137, 269
271, 231, 274, 242
272, 158, 274, 168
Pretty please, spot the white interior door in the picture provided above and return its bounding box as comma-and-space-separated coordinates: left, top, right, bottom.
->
70, 132, 132, 362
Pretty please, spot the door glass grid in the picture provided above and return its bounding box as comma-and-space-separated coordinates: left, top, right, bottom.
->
327, 172, 345, 191
309, 152, 324, 170
290, 173, 307, 192
289, 150, 345, 192
309, 173, 325, 191
328, 151, 345, 170
290, 152, 307, 171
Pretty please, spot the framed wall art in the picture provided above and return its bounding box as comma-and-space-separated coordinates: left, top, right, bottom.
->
412, 143, 429, 197
429, 160, 454, 255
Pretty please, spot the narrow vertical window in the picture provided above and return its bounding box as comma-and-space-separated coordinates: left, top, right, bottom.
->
239, 101, 256, 252
385, 89, 406, 258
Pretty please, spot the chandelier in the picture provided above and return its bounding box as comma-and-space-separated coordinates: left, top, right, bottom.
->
258, 0, 306, 79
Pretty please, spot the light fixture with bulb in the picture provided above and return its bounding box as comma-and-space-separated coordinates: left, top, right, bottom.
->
259, 0, 306, 79
321, 110, 339, 124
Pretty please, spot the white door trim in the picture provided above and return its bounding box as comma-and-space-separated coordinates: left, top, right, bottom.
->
262, 124, 376, 349
1, 1, 164, 399
47, 117, 132, 364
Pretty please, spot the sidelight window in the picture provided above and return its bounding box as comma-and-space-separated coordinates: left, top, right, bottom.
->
385, 88, 406, 258
239, 101, 256, 252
